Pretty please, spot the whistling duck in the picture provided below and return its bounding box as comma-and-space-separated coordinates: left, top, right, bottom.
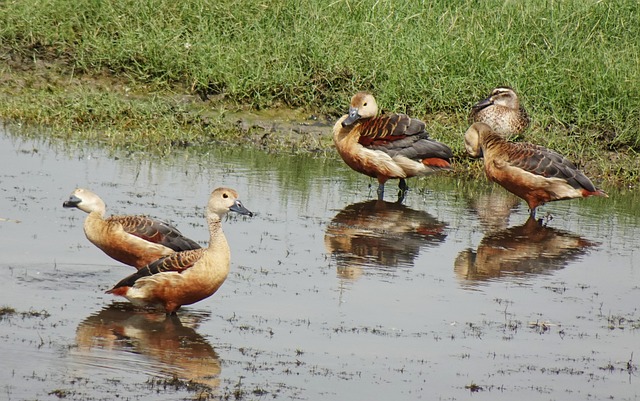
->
106, 187, 253, 314
464, 122, 607, 218
469, 86, 529, 137
333, 92, 453, 201
63, 188, 201, 269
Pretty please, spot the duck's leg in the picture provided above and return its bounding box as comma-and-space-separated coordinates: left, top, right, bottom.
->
166, 312, 183, 324
164, 303, 180, 316
377, 183, 385, 200
397, 179, 409, 203
397, 190, 406, 203
398, 178, 409, 192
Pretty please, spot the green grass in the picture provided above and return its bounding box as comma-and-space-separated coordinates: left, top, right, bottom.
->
0, 0, 639, 183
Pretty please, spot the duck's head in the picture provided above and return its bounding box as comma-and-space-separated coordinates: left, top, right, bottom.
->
472, 86, 520, 112
341, 92, 378, 127
208, 187, 253, 219
464, 122, 494, 158
63, 188, 106, 215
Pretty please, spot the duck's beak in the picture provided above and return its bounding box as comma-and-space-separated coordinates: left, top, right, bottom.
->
63, 195, 82, 208
341, 106, 361, 127
230, 200, 253, 217
471, 96, 493, 112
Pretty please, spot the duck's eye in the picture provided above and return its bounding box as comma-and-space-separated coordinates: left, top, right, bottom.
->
363, 102, 367, 106
223, 193, 229, 199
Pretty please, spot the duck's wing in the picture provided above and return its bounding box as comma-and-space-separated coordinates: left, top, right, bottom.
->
503, 143, 597, 191
109, 215, 201, 251
108, 248, 206, 290
357, 113, 425, 145
358, 114, 453, 161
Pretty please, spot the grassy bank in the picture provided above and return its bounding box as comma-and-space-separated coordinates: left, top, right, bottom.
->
1, 0, 639, 185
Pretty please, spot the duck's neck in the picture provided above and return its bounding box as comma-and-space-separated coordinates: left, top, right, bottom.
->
482, 130, 507, 151
332, 117, 361, 147
84, 210, 104, 229
206, 217, 230, 254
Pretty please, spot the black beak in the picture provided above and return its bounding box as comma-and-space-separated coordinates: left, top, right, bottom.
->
341, 107, 361, 127
471, 96, 493, 112
229, 200, 253, 217
63, 195, 82, 208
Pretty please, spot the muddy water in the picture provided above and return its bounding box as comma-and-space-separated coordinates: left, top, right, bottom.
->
1, 126, 638, 401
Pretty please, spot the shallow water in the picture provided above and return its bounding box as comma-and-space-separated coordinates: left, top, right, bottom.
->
1, 126, 639, 401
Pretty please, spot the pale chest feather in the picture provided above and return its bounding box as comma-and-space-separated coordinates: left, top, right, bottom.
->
188, 245, 231, 285
475, 107, 526, 136
132, 245, 231, 305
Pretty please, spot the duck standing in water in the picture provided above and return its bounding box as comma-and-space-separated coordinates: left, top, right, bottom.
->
333, 92, 453, 201
464, 122, 607, 218
469, 86, 530, 138
63, 188, 201, 269
106, 187, 253, 314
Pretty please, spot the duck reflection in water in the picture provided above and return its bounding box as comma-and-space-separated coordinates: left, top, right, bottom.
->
466, 187, 521, 233
75, 302, 220, 389
455, 217, 597, 285
325, 200, 448, 280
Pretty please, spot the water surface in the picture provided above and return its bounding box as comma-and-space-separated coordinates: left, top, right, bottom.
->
0, 127, 638, 401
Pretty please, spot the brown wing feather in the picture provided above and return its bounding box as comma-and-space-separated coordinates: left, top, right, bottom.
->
109, 215, 201, 251
357, 114, 424, 144
108, 248, 205, 290
503, 143, 597, 191
356, 114, 452, 162
359, 114, 453, 165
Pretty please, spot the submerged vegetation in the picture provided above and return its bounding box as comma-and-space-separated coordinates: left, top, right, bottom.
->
0, 0, 638, 185
0, 306, 51, 320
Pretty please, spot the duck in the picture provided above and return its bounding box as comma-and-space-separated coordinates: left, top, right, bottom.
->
63, 188, 201, 269
333, 92, 453, 201
469, 86, 529, 137
106, 187, 253, 315
464, 122, 607, 218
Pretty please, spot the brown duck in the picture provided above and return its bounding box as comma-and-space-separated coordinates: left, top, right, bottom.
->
464, 122, 607, 218
106, 187, 253, 314
63, 188, 200, 269
333, 92, 452, 201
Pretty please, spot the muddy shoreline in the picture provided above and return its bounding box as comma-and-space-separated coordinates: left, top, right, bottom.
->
1, 49, 636, 189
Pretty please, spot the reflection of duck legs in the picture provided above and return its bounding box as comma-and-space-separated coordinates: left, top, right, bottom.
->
467, 189, 521, 233
455, 217, 597, 285
75, 302, 220, 388
325, 200, 448, 278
